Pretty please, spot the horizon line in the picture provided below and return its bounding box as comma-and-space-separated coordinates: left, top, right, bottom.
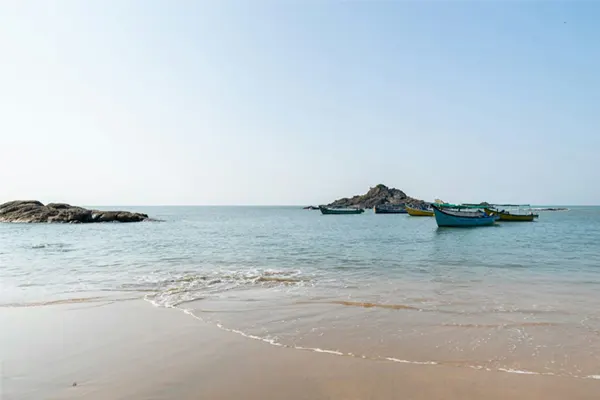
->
84, 204, 596, 207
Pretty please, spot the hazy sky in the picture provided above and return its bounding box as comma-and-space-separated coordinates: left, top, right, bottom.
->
1, 1, 598, 205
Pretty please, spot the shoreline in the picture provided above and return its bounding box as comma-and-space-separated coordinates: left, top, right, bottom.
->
2, 299, 598, 400
164, 301, 600, 381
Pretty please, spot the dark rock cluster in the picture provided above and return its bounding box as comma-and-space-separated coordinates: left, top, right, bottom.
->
0, 200, 149, 223
326, 184, 428, 209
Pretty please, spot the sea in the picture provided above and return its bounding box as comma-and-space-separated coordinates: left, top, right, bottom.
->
1, 206, 599, 380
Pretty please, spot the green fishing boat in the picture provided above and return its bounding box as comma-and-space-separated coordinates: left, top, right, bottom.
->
319, 206, 365, 215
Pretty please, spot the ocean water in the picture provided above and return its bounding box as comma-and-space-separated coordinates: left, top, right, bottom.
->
1, 206, 600, 379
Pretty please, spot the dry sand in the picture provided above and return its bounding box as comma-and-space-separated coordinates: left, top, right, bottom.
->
1, 299, 598, 400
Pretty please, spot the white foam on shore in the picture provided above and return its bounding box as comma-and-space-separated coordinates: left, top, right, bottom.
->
143, 297, 592, 381
215, 322, 285, 347
145, 297, 442, 366
296, 347, 344, 356
385, 357, 437, 365
469, 366, 492, 372
498, 368, 545, 375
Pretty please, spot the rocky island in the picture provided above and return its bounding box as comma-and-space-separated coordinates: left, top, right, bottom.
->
0, 200, 150, 223
325, 184, 428, 209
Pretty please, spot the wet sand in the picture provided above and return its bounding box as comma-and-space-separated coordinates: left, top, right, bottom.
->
1, 299, 598, 400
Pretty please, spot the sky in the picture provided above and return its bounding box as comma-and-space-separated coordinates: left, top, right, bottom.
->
0, 1, 598, 205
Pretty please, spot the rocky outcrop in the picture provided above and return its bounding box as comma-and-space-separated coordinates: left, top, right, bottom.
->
326, 184, 428, 209
0, 200, 150, 223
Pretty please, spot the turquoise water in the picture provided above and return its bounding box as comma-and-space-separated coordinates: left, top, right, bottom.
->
1, 207, 600, 378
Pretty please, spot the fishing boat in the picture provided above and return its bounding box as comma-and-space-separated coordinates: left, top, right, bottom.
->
319, 206, 364, 215
373, 205, 407, 214
405, 205, 434, 217
484, 204, 539, 222
431, 204, 497, 227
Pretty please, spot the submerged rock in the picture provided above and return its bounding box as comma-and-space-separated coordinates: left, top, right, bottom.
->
0, 200, 149, 223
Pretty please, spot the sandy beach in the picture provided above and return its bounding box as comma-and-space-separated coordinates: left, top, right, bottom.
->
1, 298, 598, 400
3, 0, 600, 398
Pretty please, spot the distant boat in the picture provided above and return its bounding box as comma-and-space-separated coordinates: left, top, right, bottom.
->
484, 204, 538, 222
406, 205, 434, 217
374, 205, 407, 214
319, 206, 365, 215
431, 204, 497, 227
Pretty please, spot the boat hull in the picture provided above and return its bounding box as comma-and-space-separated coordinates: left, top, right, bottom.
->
374, 207, 407, 214
319, 207, 364, 215
484, 208, 537, 221
406, 206, 434, 217
432, 205, 497, 227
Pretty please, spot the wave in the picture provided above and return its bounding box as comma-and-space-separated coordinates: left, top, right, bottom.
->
99, 288, 158, 293
30, 243, 70, 249
331, 265, 368, 271
329, 300, 421, 310
256, 276, 308, 284
442, 322, 560, 328
144, 269, 312, 307
0, 295, 140, 308
0, 296, 105, 307
301, 300, 569, 317
144, 298, 598, 381
29, 243, 75, 252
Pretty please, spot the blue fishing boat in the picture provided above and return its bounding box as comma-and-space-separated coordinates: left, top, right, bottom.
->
431, 204, 497, 227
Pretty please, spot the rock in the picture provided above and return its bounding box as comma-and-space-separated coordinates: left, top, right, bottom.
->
0, 200, 150, 223
303, 206, 319, 210
326, 184, 428, 209
47, 203, 72, 209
